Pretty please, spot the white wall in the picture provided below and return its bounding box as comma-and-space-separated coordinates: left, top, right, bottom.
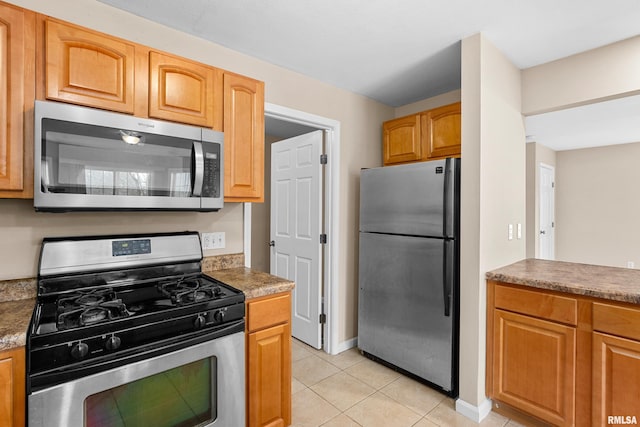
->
3, 0, 393, 347
556, 142, 640, 268
459, 33, 526, 410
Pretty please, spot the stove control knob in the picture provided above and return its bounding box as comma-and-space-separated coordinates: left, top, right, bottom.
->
105, 335, 121, 351
214, 310, 225, 323
70, 342, 89, 360
194, 314, 207, 330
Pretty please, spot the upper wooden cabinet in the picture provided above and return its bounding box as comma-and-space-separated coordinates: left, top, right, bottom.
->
382, 102, 461, 166
224, 72, 265, 202
421, 102, 461, 159
0, 2, 35, 198
39, 15, 265, 202
382, 114, 422, 165
43, 19, 225, 130
149, 51, 223, 129
45, 19, 136, 114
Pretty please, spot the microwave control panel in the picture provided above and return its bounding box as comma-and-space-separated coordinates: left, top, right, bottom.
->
201, 142, 221, 198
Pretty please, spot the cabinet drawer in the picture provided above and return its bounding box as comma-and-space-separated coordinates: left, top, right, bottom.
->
247, 293, 291, 333
494, 284, 577, 325
593, 302, 640, 341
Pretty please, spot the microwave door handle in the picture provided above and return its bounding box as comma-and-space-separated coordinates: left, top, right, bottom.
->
192, 141, 204, 197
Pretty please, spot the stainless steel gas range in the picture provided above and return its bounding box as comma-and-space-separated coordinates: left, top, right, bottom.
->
26, 232, 245, 427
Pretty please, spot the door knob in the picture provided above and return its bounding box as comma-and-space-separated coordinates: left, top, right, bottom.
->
540, 230, 546, 235
269, 240, 275, 247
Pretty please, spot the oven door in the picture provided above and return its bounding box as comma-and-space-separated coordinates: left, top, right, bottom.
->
28, 331, 244, 427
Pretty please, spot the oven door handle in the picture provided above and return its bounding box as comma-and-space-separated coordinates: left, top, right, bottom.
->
192, 141, 204, 197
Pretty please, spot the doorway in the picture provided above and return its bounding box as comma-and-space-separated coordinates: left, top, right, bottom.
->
539, 163, 555, 259
243, 103, 341, 355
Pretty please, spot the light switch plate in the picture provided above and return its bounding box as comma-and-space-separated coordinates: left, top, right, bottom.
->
201, 232, 225, 250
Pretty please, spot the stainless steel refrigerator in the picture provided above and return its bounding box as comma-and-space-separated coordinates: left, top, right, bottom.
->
358, 158, 459, 396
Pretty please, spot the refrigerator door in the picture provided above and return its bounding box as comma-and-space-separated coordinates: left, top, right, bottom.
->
358, 232, 455, 391
359, 158, 458, 238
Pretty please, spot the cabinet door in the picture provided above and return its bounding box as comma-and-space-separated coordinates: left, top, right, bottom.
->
382, 114, 422, 165
422, 102, 461, 159
224, 72, 265, 202
45, 19, 135, 113
492, 309, 576, 426
149, 51, 222, 129
247, 323, 291, 427
593, 332, 640, 424
0, 3, 34, 197
0, 347, 26, 427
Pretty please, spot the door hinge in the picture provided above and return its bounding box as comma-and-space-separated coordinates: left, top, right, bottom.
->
320, 154, 328, 165
319, 313, 326, 324
552, 182, 555, 188
320, 234, 327, 244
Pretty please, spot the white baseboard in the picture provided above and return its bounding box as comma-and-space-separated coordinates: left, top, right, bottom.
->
331, 337, 357, 355
455, 398, 492, 422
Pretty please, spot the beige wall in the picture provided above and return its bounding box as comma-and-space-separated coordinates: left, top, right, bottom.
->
556, 142, 640, 268
525, 142, 556, 258
459, 34, 526, 407
250, 135, 278, 273
394, 89, 462, 117
522, 36, 640, 115
3, 0, 393, 347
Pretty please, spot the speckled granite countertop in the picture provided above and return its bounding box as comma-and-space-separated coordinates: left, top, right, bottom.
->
0, 278, 36, 352
486, 258, 640, 304
206, 267, 294, 299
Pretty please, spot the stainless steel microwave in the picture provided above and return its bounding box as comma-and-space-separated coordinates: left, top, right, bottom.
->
34, 101, 223, 212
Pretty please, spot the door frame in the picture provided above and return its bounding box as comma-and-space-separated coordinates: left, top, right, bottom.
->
243, 103, 341, 355
538, 162, 555, 259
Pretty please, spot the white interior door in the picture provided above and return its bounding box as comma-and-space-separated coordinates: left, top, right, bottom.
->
270, 131, 323, 349
539, 163, 555, 259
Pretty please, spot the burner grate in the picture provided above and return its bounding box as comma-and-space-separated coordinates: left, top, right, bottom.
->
56, 289, 128, 330
158, 277, 224, 305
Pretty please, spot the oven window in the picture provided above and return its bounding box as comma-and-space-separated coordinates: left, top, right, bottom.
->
84, 357, 216, 427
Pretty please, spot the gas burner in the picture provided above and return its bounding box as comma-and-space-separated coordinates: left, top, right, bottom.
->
57, 288, 117, 312
57, 300, 128, 330
158, 277, 224, 305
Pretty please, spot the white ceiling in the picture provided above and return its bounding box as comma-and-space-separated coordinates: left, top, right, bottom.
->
96, 0, 640, 147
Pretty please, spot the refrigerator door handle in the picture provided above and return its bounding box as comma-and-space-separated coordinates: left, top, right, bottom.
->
443, 240, 454, 317
443, 157, 454, 237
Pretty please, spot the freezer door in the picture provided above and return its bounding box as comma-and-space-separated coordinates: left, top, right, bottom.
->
359, 159, 458, 238
358, 232, 456, 391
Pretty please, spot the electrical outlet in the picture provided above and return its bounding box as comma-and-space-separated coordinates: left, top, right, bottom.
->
201, 232, 225, 250
201, 233, 214, 250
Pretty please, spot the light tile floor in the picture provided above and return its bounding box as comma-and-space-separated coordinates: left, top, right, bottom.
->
291, 339, 525, 427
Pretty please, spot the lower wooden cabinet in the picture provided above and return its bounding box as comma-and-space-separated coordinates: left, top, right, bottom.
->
491, 309, 575, 426
0, 346, 25, 427
246, 292, 291, 427
592, 332, 640, 425
487, 281, 640, 426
